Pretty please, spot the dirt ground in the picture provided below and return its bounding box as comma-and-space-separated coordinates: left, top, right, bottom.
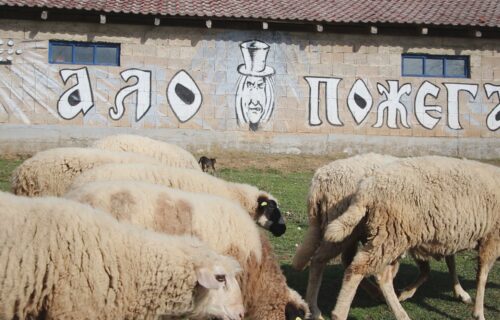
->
193, 151, 500, 173
193, 151, 345, 173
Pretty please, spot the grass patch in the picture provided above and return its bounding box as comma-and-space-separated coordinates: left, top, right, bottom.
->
1, 156, 499, 319
0, 158, 21, 192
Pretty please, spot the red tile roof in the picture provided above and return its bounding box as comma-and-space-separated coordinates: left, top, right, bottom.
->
1, 0, 499, 28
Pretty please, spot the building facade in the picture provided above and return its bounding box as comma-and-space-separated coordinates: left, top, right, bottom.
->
0, 1, 499, 157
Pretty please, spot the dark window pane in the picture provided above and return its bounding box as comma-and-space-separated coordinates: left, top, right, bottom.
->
74, 46, 93, 64
446, 59, 466, 77
403, 57, 423, 75
425, 58, 443, 76
51, 44, 72, 63
95, 46, 118, 65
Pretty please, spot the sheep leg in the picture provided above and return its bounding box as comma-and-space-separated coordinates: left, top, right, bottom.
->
473, 236, 499, 320
305, 256, 327, 320
376, 261, 411, 320
306, 241, 343, 320
341, 242, 384, 302
398, 258, 430, 302
330, 266, 364, 320
445, 255, 472, 304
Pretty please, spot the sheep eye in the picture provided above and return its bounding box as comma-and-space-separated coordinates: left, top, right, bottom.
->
215, 274, 226, 282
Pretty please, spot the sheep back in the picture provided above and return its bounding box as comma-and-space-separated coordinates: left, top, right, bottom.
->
65, 180, 263, 265
10, 147, 160, 197
92, 134, 200, 170
330, 156, 500, 271
293, 153, 397, 270
70, 162, 274, 219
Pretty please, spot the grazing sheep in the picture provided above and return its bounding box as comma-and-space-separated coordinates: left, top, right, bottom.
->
292, 153, 471, 319
0, 191, 244, 320
65, 181, 309, 320
10, 147, 160, 197
324, 156, 500, 320
70, 162, 287, 236
92, 134, 200, 170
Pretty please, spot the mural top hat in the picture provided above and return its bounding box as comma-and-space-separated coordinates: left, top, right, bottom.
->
237, 40, 275, 77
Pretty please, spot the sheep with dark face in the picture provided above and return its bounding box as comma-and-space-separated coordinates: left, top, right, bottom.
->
65, 180, 309, 320
0, 191, 244, 320
70, 162, 286, 236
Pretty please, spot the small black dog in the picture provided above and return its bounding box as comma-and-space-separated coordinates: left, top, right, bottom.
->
198, 156, 216, 174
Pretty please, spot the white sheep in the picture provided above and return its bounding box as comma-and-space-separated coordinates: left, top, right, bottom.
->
69, 162, 287, 236
65, 180, 309, 320
11, 147, 160, 196
92, 134, 201, 170
292, 153, 471, 319
323, 156, 500, 320
0, 191, 244, 320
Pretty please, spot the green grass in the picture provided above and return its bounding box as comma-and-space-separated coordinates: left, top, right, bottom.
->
1, 160, 499, 319
0, 158, 21, 192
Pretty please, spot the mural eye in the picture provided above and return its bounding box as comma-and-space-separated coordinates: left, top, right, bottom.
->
258, 82, 265, 89
246, 81, 253, 89
496, 111, 500, 121
167, 70, 202, 123
347, 79, 373, 125
174, 83, 195, 105
354, 93, 367, 109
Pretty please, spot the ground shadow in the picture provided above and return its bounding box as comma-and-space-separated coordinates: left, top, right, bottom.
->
282, 260, 500, 320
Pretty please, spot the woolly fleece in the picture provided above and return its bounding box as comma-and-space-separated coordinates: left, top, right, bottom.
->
70, 162, 275, 220
0, 192, 242, 320
66, 181, 308, 320
92, 134, 200, 170
11, 147, 160, 196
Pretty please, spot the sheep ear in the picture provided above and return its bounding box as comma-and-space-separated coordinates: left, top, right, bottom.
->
196, 267, 223, 290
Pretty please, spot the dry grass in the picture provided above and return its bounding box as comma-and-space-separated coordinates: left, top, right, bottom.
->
193, 151, 345, 173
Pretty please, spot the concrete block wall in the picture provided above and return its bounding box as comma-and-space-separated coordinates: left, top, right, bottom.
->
0, 19, 499, 157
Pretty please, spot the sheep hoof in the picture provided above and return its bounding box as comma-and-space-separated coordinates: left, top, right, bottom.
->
397, 289, 416, 302
472, 312, 485, 320
455, 291, 472, 304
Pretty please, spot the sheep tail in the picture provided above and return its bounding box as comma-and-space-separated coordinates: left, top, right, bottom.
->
292, 200, 322, 271
323, 204, 366, 243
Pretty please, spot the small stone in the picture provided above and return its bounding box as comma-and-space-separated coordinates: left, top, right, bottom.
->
297, 226, 302, 230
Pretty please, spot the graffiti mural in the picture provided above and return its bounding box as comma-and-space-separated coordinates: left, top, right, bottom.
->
415, 81, 441, 130
112, 69, 152, 121
373, 80, 412, 129
167, 70, 202, 123
235, 40, 276, 131
304, 77, 343, 126
0, 35, 498, 137
347, 79, 373, 125
58, 67, 94, 120
305, 76, 498, 131
485, 84, 500, 131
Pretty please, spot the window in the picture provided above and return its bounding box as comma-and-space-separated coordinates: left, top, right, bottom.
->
402, 54, 469, 78
49, 41, 120, 66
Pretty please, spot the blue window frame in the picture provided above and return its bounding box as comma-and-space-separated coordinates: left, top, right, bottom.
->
402, 54, 470, 78
49, 40, 120, 66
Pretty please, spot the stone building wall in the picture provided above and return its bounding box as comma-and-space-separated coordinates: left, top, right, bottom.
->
0, 19, 499, 157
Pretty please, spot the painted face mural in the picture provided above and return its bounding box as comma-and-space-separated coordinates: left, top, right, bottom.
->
235, 40, 275, 131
